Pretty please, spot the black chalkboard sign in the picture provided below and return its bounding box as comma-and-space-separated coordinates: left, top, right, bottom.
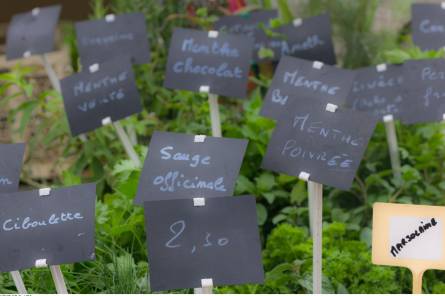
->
164, 28, 254, 98
134, 131, 247, 205
346, 64, 405, 120
412, 4, 445, 51
214, 10, 277, 63
75, 12, 151, 67
0, 144, 25, 193
6, 5, 61, 60
144, 195, 264, 291
402, 58, 445, 124
61, 58, 142, 136
262, 98, 377, 190
0, 183, 96, 272
261, 56, 355, 119
215, 12, 335, 64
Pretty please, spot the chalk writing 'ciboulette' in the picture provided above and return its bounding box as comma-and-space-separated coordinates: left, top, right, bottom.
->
2, 212, 84, 232
390, 218, 438, 257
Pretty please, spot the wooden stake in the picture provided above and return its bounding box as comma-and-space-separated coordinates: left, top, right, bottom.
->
10, 271, 27, 294
412, 270, 424, 294
113, 121, 141, 167
383, 115, 402, 182
49, 265, 68, 294
40, 54, 61, 93
208, 93, 222, 138
309, 181, 323, 294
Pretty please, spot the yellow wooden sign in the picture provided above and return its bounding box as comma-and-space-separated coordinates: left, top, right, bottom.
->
372, 202, 445, 293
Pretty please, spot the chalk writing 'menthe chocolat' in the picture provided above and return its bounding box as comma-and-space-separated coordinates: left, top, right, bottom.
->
262, 97, 376, 190
135, 131, 247, 204
75, 12, 150, 66
144, 196, 264, 291
164, 28, 253, 98
61, 58, 142, 136
412, 4, 445, 51
401, 58, 445, 124
261, 56, 355, 119
346, 64, 405, 120
0, 183, 96, 273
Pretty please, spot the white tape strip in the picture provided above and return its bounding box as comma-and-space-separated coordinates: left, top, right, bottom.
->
326, 103, 338, 113
193, 197, 206, 207
383, 114, 394, 122
89, 63, 99, 73
313, 61, 323, 69
23, 51, 31, 58
39, 188, 51, 196
201, 278, 213, 288
208, 30, 219, 38
35, 259, 47, 268
298, 171, 310, 182
102, 117, 112, 126
199, 85, 210, 93
105, 14, 115, 22
293, 18, 302, 27
441, 2, 445, 9
32, 7, 40, 16
376, 63, 387, 72
194, 135, 206, 143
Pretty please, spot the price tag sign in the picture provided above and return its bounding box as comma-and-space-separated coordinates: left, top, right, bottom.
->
61, 58, 142, 136
164, 28, 254, 98
372, 202, 445, 291
135, 131, 247, 205
346, 64, 405, 120
0, 144, 25, 193
75, 12, 150, 67
0, 183, 96, 272
412, 3, 445, 51
262, 98, 376, 189
401, 58, 445, 124
6, 5, 61, 60
144, 195, 264, 291
261, 56, 355, 119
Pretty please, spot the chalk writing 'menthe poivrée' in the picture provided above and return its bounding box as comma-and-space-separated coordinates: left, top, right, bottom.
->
390, 218, 438, 257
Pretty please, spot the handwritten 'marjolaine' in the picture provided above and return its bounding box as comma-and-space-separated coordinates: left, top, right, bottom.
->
390, 217, 438, 257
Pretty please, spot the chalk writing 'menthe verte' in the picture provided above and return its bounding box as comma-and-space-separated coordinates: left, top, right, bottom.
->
390, 218, 438, 258
2, 211, 84, 232
73, 71, 128, 97
172, 38, 243, 78
165, 220, 229, 254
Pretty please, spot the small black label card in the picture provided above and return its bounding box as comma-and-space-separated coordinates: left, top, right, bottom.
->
0, 143, 25, 193
261, 56, 355, 119
262, 98, 377, 190
0, 183, 96, 272
215, 12, 335, 64
135, 131, 247, 205
412, 4, 445, 51
144, 195, 264, 291
401, 58, 445, 124
61, 58, 142, 136
6, 5, 61, 60
164, 28, 254, 98
346, 64, 405, 120
75, 12, 151, 67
